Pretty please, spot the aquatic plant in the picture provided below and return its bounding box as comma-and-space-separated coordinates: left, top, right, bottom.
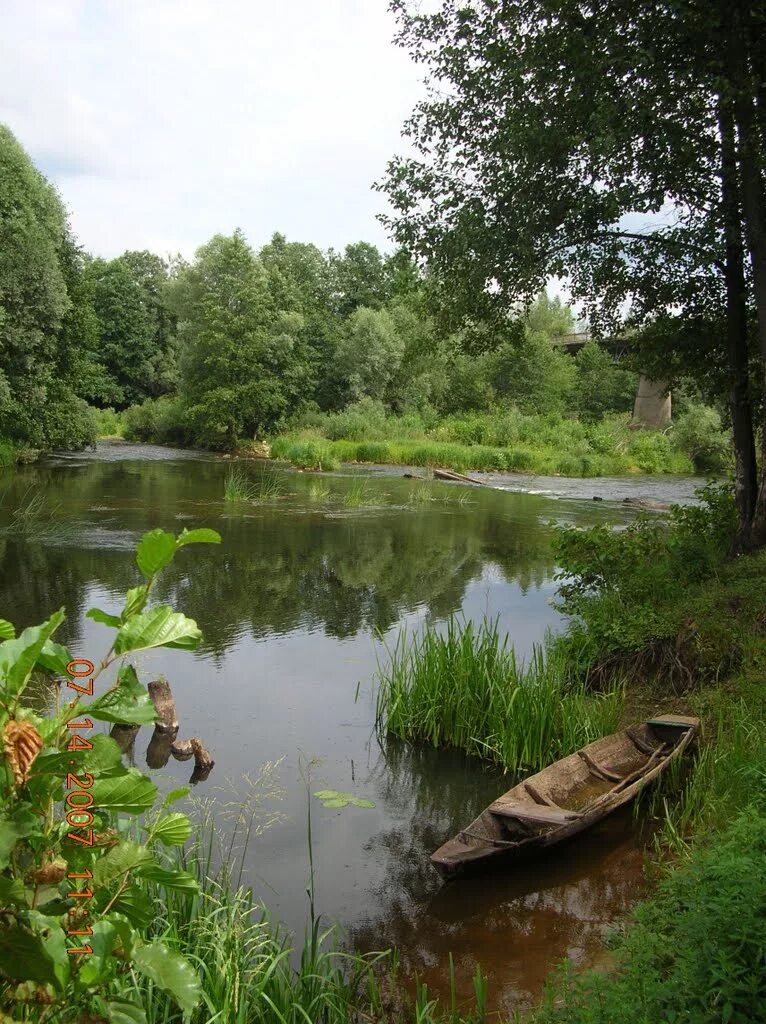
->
307, 480, 331, 502
224, 467, 258, 501
408, 481, 434, 505
0, 486, 69, 541
376, 617, 624, 773
342, 480, 378, 508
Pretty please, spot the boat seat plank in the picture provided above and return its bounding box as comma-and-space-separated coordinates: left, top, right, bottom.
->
489, 801, 582, 825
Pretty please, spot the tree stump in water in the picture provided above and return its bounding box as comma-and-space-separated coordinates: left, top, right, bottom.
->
148, 677, 179, 734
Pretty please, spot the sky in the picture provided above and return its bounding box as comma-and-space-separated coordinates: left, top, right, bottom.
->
0, 0, 424, 260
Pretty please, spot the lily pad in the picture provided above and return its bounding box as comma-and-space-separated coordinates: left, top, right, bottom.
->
313, 789, 375, 810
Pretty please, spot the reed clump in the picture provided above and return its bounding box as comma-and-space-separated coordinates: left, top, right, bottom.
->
375, 618, 624, 773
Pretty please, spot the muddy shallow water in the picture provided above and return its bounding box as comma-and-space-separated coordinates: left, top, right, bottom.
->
0, 444, 704, 1012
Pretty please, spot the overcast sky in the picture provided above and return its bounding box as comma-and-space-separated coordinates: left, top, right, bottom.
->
0, 1, 424, 260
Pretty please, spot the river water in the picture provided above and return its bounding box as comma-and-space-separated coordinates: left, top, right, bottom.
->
0, 443, 705, 1014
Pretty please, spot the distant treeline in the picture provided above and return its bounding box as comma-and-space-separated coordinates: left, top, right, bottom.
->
0, 122, 721, 462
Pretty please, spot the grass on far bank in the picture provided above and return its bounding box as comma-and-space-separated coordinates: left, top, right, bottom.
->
268, 403, 730, 477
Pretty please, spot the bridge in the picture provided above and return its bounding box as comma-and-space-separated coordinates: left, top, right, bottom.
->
552, 332, 671, 429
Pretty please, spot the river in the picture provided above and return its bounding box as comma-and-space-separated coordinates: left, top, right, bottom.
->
0, 443, 705, 1015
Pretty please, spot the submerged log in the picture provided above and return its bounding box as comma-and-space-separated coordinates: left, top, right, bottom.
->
433, 467, 484, 486
170, 739, 194, 761
146, 729, 174, 769
148, 677, 179, 734
622, 497, 672, 511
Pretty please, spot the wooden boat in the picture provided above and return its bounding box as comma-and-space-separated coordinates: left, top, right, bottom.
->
431, 715, 700, 880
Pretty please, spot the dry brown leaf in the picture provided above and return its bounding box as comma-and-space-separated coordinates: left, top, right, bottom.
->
3, 720, 44, 787
30, 859, 67, 885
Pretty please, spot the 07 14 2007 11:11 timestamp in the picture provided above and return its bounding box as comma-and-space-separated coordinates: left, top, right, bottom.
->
63, 657, 98, 956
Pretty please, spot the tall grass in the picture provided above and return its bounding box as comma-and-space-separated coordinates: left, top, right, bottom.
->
0, 439, 16, 467
376, 618, 624, 773
224, 468, 284, 502
342, 480, 378, 508
0, 487, 68, 541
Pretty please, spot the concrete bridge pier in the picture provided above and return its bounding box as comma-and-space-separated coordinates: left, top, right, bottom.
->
632, 375, 671, 428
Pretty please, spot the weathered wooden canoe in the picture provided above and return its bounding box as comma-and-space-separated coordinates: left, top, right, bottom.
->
431, 715, 700, 880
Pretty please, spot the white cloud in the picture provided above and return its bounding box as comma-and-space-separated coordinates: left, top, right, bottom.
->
0, 0, 423, 258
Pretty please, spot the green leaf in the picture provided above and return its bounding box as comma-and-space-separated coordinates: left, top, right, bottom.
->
112, 884, 154, 928
76, 919, 117, 987
121, 586, 149, 622
0, 619, 15, 641
150, 812, 192, 847
34, 733, 124, 777
0, 806, 38, 869
321, 797, 347, 808
92, 841, 153, 890
89, 665, 157, 725
176, 527, 222, 548
136, 529, 177, 578
113, 606, 202, 656
35, 639, 75, 677
135, 864, 198, 893
86, 608, 122, 629
91, 769, 158, 817
0, 874, 26, 906
108, 1000, 147, 1024
0, 911, 70, 991
132, 941, 201, 1015
161, 786, 190, 809
0, 610, 65, 700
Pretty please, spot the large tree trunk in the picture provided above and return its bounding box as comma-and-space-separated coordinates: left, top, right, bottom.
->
718, 97, 758, 551
731, 3, 766, 546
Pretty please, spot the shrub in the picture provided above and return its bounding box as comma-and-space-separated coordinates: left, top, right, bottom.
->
90, 406, 124, 437
672, 403, 731, 473
124, 397, 188, 444
0, 439, 16, 466
354, 441, 391, 463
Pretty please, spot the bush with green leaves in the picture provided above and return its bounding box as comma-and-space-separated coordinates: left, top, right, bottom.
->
671, 402, 731, 473
0, 525, 221, 1021
123, 397, 188, 446
553, 484, 736, 676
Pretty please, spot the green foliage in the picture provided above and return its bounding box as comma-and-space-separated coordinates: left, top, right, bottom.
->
313, 790, 375, 810
573, 343, 638, 422
553, 484, 737, 676
0, 124, 95, 452
170, 230, 313, 448
123, 396, 187, 445
90, 407, 125, 438
0, 525, 220, 1019
672, 402, 732, 473
376, 618, 623, 773
536, 807, 766, 1024
0, 440, 15, 467
223, 467, 284, 502
85, 250, 177, 409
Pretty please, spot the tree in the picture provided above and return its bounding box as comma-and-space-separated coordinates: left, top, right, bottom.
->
0, 123, 94, 449
380, 0, 766, 548
330, 242, 390, 317
171, 230, 312, 447
333, 307, 406, 405
87, 251, 177, 407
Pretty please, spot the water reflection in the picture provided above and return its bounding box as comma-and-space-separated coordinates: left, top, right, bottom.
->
0, 445, 658, 1012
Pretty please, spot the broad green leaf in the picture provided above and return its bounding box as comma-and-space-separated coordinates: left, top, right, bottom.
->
35, 639, 75, 677
75, 919, 117, 987
86, 608, 122, 629
34, 733, 124, 777
176, 527, 222, 548
0, 874, 26, 906
112, 884, 153, 928
107, 1000, 147, 1024
161, 786, 190, 808
150, 812, 192, 847
114, 606, 202, 656
135, 863, 198, 893
0, 911, 70, 991
92, 841, 153, 890
107, 912, 139, 959
321, 797, 347, 808
136, 529, 177, 578
0, 619, 15, 641
121, 585, 149, 622
0, 806, 38, 869
89, 665, 157, 726
132, 941, 201, 1014
0, 610, 65, 700
91, 769, 158, 816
